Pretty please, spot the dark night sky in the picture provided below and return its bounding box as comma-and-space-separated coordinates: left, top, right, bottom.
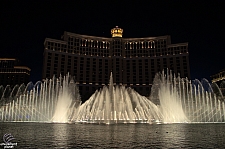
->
0, 1, 225, 83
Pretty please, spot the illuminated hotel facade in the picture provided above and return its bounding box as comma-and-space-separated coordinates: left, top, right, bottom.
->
43, 26, 190, 100
211, 69, 225, 96
0, 58, 31, 87
211, 69, 225, 84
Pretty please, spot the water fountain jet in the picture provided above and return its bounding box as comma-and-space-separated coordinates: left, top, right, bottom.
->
0, 71, 225, 124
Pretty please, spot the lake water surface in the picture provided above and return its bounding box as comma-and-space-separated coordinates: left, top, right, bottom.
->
1, 123, 225, 148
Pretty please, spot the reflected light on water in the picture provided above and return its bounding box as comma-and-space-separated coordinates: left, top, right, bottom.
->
1, 123, 225, 148
53, 124, 69, 147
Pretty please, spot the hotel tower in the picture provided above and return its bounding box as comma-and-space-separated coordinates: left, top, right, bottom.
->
43, 26, 190, 100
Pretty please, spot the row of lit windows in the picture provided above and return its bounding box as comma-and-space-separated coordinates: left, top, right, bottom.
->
124, 40, 167, 50
125, 41, 156, 50
0, 68, 30, 74
67, 36, 168, 50
125, 46, 187, 57
46, 41, 67, 51
68, 37, 111, 49
46, 41, 188, 58
46, 48, 188, 58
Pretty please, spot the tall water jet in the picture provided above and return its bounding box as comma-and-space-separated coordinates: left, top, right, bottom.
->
73, 73, 161, 124
52, 75, 81, 123
150, 70, 225, 123
0, 73, 81, 123
152, 70, 189, 123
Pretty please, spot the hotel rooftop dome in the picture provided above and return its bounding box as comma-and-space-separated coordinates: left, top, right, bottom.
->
111, 26, 123, 37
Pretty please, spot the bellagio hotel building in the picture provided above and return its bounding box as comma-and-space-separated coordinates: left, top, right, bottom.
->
42, 26, 190, 100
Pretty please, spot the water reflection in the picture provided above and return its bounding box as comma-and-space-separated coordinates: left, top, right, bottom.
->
1, 123, 225, 148
52, 124, 69, 147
